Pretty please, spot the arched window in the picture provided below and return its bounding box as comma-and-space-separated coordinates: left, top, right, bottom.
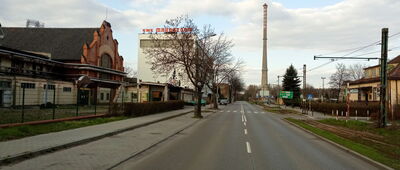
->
100, 54, 112, 79
101, 54, 112, 68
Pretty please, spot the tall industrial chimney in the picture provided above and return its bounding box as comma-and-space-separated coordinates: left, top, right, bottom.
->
261, 3, 268, 94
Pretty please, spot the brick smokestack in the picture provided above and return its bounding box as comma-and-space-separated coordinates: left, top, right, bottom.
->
261, 3, 268, 90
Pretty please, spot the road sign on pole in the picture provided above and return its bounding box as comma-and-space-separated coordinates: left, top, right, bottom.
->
279, 91, 293, 99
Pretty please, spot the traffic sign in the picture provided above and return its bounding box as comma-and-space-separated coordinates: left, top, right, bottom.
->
307, 94, 313, 100
279, 91, 293, 99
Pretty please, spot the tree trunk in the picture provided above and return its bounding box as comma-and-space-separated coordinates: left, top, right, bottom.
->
194, 86, 203, 118
213, 93, 218, 109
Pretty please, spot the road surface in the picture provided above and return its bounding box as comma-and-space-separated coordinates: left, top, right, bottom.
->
113, 101, 378, 170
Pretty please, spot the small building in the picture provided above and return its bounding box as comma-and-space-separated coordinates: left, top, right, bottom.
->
346, 55, 400, 118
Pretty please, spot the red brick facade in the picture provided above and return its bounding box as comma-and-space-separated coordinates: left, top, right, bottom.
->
81, 21, 124, 81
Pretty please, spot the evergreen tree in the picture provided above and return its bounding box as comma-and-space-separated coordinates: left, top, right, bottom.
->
282, 65, 301, 105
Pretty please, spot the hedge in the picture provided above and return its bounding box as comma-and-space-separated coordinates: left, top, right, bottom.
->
110, 100, 185, 117
301, 102, 380, 118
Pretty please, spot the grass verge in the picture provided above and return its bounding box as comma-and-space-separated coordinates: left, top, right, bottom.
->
0, 116, 128, 142
286, 118, 399, 169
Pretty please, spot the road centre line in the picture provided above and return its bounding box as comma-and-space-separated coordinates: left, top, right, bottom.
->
244, 122, 246, 126
244, 129, 247, 135
241, 115, 244, 122
233, 110, 237, 112
244, 115, 247, 122
246, 142, 252, 153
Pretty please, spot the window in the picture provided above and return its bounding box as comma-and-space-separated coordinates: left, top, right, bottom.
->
100, 54, 112, 79
21, 83, 35, 89
43, 84, 55, 90
106, 93, 110, 100
63, 87, 72, 92
0, 81, 11, 88
101, 93, 104, 100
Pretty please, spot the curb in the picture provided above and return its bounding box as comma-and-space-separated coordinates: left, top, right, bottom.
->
107, 110, 216, 170
0, 109, 194, 166
283, 118, 394, 170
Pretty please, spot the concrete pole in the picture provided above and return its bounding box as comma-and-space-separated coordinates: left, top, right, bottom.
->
303, 64, 306, 99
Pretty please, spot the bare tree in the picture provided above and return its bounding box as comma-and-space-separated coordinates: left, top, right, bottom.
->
205, 34, 242, 109
348, 63, 366, 80
227, 71, 245, 102
329, 63, 351, 101
144, 16, 216, 118
243, 85, 260, 101
124, 66, 137, 78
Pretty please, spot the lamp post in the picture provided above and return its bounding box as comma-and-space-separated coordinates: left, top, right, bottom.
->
321, 77, 326, 102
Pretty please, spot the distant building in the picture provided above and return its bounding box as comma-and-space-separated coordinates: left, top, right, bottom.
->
0, 21, 126, 107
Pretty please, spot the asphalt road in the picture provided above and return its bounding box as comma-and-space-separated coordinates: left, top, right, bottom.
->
113, 101, 378, 170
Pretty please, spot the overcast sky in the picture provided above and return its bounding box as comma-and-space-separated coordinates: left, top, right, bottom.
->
1, 0, 400, 88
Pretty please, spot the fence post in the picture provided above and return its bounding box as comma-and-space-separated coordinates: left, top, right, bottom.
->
21, 87, 25, 123
355, 110, 358, 120
76, 88, 79, 116
336, 110, 338, 120
367, 110, 370, 120
341, 111, 343, 117
52, 87, 56, 119
94, 88, 97, 115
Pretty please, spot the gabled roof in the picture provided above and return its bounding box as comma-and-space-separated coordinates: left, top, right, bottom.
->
0, 27, 98, 61
364, 55, 400, 70
349, 62, 400, 85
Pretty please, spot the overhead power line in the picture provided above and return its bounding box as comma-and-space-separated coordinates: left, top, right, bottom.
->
309, 31, 400, 72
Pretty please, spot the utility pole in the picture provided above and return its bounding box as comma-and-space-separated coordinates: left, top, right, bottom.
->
380, 28, 388, 128
321, 77, 326, 102
303, 64, 306, 99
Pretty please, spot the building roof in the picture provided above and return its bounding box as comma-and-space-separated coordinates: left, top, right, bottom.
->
364, 55, 400, 70
0, 27, 98, 61
349, 63, 400, 85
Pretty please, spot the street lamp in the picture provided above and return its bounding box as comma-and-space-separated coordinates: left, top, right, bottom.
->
321, 77, 326, 102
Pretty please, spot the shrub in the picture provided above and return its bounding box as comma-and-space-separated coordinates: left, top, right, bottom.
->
110, 100, 184, 117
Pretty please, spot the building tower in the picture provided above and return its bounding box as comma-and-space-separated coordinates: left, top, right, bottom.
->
261, 3, 268, 95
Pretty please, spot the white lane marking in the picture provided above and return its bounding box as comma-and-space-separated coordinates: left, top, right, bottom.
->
241, 115, 244, 122
246, 142, 252, 153
227, 110, 231, 113
254, 112, 258, 114
219, 111, 223, 112
233, 110, 237, 112
241, 104, 244, 113
244, 115, 247, 122
244, 129, 248, 135
244, 122, 246, 126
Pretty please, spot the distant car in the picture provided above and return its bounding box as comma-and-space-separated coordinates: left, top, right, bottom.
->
219, 99, 228, 105
186, 99, 206, 106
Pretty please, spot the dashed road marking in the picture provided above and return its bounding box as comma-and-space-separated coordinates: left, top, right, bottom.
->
233, 110, 237, 112
244, 129, 248, 135
227, 110, 231, 113
244, 122, 246, 126
219, 111, 223, 112
244, 115, 247, 122
246, 142, 252, 153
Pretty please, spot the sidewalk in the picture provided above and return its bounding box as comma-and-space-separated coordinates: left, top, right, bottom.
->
0, 106, 196, 165
1, 108, 216, 170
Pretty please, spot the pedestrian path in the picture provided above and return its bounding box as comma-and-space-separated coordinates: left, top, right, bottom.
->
0, 107, 195, 164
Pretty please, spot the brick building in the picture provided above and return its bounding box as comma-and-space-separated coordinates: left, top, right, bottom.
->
0, 21, 126, 107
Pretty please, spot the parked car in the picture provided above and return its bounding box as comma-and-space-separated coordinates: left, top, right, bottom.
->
219, 98, 228, 105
